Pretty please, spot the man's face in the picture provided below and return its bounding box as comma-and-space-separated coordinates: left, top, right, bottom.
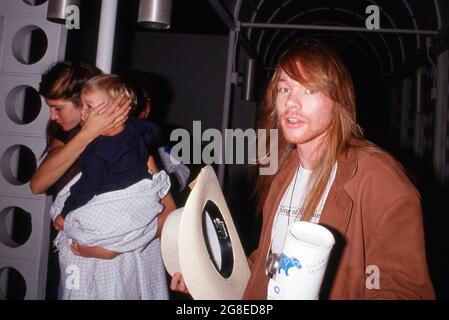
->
275, 69, 335, 148
46, 98, 81, 131
80, 90, 108, 122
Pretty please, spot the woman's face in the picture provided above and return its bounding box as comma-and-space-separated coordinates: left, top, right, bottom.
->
45, 98, 82, 131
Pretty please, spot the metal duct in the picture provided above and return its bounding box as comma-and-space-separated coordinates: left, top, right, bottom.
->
138, 0, 172, 29
47, 0, 80, 24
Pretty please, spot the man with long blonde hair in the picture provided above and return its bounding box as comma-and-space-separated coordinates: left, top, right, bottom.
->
243, 39, 435, 299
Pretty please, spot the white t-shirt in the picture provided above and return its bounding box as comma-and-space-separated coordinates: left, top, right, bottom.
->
271, 162, 338, 255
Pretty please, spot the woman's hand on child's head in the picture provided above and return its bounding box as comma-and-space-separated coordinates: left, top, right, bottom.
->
53, 215, 65, 231
81, 94, 131, 138
102, 94, 132, 128
170, 272, 190, 295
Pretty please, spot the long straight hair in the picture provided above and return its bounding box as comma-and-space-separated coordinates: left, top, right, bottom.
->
39, 61, 102, 106
255, 39, 366, 220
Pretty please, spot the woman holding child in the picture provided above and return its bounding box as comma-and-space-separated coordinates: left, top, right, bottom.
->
31, 62, 175, 299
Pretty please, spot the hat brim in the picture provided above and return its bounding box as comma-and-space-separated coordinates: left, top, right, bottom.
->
161, 165, 250, 300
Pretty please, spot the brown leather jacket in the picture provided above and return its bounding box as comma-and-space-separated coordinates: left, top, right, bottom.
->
243, 142, 435, 299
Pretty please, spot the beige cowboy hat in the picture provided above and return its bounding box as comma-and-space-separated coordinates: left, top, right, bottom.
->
161, 165, 250, 300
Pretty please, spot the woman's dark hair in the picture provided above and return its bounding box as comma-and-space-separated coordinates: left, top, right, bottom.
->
129, 84, 151, 119
39, 61, 102, 107
120, 73, 152, 119
40, 61, 102, 156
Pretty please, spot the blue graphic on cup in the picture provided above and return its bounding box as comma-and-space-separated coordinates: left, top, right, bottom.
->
277, 253, 302, 276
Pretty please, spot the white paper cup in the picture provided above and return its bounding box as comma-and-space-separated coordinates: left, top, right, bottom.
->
267, 221, 335, 300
